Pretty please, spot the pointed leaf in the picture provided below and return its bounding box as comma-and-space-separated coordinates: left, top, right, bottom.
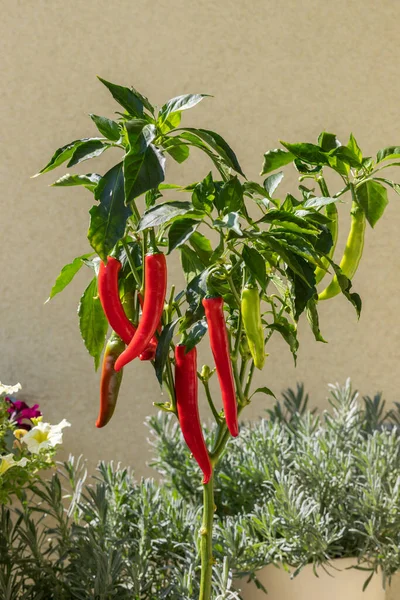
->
347, 133, 362, 163
306, 297, 327, 343
261, 148, 294, 175
158, 111, 182, 134
155, 319, 180, 385
167, 218, 200, 253
124, 144, 165, 203
88, 163, 131, 260
219, 176, 244, 213
67, 140, 109, 167
138, 201, 194, 231
158, 94, 209, 124
78, 277, 108, 370
51, 173, 101, 191
251, 387, 276, 399
185, 318, 208, 352
34, 138, 98, 176
90, 114, 120, 141
97, 77, 144, 117
263, 171, 284, 198
242, 246, 267, 289
46, 254, 93, 302
280, 142, 329, 166
317, 132, 340, 151
189, 231, 213, 265
180, 246, 205, 283
356, 180, 388, 227
213, 212, 243, 236
179, 127, 245, 176
376, 146, 400, 163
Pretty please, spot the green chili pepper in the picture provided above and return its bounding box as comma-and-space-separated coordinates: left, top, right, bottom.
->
314, 203, 339, 284
318, 201, 366, 301
241, 285, 265, 370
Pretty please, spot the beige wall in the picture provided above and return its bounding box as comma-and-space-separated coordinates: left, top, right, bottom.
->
1, 0, 400, 476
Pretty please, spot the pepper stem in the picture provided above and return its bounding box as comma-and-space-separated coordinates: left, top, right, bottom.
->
199, 474, 214, 600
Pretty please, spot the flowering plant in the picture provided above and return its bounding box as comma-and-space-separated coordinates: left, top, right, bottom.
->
0, 381, 70, 504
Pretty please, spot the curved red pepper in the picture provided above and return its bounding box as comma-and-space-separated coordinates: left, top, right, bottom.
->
98, 256, 157, 362
115, 253, 167, 371
96, 333, 125, 428
175, 344, 212, 484
98, 257, 136, 346
202, 296, 238, 437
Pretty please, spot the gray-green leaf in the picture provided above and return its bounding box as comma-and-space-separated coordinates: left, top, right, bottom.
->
138, 201, 194, 231
51, 173, 101, 191
261, 149, 294, 175
168, 218, 200, 254
67, 140, 109, 167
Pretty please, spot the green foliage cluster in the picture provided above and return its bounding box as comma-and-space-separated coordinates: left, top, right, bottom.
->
2, 380, 400, 597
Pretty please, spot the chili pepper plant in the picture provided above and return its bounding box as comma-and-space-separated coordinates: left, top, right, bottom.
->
35, 78, 400, 600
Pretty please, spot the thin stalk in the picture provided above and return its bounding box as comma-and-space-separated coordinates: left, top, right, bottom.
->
121, 239, 142, 289
199, 474, 215, 600
232, 360, 247, 407
244, 362, 255, 398
165, 356, 176, 414
202, 378, 221, 424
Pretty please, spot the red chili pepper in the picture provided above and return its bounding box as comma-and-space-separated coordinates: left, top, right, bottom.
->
96, 332, 125, 428
137, 292, 161, 360
115, 253, 167, 371
98, 257, 136, 346
175, 344, 212, 484
202, 296, 238, 437
98, 256, 158, 362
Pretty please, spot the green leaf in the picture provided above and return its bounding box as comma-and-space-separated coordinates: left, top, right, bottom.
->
306, 297, 327, 343
280, 142, 329, 166
373, 177, 400, 196
303, 196, 338, 209
286, 258, 317, 320
51, 173, 101, 191
179, 128, 245, 176
124, 144, 165, 204
219, 176, 243, 213
192, 172, 214, 213
242, 246, 267, 290
138, 201, 194, 231
329, 145, 362, 168
158, 94, 209, 124
267, 317, 299, 363
88, 163, 131, 260
34, 138, 97, 176
347, 133, 362, 163
317, 132, 340, 151
243, 181, 268, 197
263, 171, 284, 198
155, 319, 180, 385
180, 246, 205, 283
46, 254, 92, 302
189, 231, 213, 265
90, 114, 120, 141
261, 149, 294, 175
164, 140, 190, 163
259, 209, 319, 233
213, 212, 243, 236
97, 77, 144, 117
185, 318, 208, 352
78, 276, 108, 370
250, 386, 276, 400
329, 259, 362, 317
124, 119, 154, 151
167, 218, 200, 253
376, 146, 400, 163
67, 140, 109, 167
356, 180, 388, 227
186, 269, 209, 314
158, 111, 182, 134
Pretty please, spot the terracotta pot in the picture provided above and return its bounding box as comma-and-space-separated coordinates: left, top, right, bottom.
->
237, 558, 386, 600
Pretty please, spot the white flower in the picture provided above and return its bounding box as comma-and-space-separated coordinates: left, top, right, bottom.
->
21, 419, 71, 454
0, 382, 22, 396
0, 454, 28, 475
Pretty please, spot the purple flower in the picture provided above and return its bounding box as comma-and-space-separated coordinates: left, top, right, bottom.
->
5, 397, 42, 431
